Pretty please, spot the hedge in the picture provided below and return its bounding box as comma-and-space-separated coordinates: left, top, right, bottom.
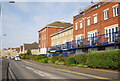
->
65, 56, 76, 65
74, 53, 87, 64
86, 50, 120, 69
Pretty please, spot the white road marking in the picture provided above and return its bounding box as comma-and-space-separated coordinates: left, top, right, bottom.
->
33, 71, 44, 76
25, 66, 34, 70
21, 65, 25, 67
38, 71, 52, 76
21, 64, 52, 77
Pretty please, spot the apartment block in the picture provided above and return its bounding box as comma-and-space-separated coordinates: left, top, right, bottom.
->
73, 1, 120, 53
38, 21, 72, 54
48, 0, 120, 56
48, 26, 73, 56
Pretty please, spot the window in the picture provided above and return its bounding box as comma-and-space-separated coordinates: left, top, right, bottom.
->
52, 43, 54, 46
61, 33, 64, 37
87, 17, 91, 26
66, 31, 68, 35
88, 31, 97, 41
96, 4, 100, 8
113, 5, 118, 17
75, 22, 78, 30
57, 42, 60, 45
105, 25, 118, 42
69, 30, 72, 34
93, 14, 97, 24
104, 9, 109, 20
105, 29, 108, 37
105, 26, 118, 37
76, 34, 83, 46
80, 21, 82, 28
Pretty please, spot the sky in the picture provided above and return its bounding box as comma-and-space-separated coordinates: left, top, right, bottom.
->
0, 0, 100, 49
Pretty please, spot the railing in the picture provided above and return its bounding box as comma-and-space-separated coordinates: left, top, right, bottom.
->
48, 31, 120, 52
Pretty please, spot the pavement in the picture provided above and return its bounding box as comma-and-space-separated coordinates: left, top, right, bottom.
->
0, 59, 119, 81
0, 58, 2, 81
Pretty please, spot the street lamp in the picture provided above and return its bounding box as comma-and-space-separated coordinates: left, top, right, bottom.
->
0, 1, 15, 57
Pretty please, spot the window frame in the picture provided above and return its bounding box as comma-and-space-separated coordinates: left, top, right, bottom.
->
112, 4, 118, 17
79, 20, 83, 29
87, 17, 91, 26
75, 22, 78, 30
103, 8, 109, 20
93, 14, 98, 24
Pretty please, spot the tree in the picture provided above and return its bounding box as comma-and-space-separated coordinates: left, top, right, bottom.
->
26, 50, 31, 55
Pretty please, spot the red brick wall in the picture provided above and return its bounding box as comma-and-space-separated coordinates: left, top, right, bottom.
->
38, 27, 62, 49
73, 2, 119, 40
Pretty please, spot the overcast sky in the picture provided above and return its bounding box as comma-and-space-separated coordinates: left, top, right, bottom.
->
1, 0, 101, 49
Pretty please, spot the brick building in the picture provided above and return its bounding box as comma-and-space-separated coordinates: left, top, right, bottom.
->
48, 0, 120, 56
49, 26, 73, 57
38, 21, 72, 55
73, 0, 120, 53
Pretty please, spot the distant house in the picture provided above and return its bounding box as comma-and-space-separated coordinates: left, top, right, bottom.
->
0, 49, 2, 57
20, 42, 39, 55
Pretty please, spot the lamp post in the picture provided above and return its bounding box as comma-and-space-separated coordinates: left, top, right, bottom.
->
0, 1, 15, 57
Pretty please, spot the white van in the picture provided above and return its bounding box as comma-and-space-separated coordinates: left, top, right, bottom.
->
15, 56, 21, 61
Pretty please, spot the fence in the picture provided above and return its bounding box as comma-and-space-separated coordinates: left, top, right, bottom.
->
48, 31, 120, 52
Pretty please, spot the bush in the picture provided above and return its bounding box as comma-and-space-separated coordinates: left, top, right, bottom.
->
38, 58, 49, 63
58, 54, 66, 62
86, 50, 120, 69
55, 60, 65, 65
50, 56, 58, 63
65, 56, 76, 65
74, 53, 87, 64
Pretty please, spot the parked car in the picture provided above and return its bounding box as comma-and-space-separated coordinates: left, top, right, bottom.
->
14, 56, 21, 61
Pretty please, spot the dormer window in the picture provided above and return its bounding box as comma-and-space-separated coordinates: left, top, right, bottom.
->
96, 4, 100, 8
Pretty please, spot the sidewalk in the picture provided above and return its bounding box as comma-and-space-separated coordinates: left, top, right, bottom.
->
23, 60, 119, 79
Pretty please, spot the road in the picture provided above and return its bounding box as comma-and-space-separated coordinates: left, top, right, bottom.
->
1, 59, 119, 81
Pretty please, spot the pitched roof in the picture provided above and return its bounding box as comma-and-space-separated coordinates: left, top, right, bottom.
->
38, 21, 72, 32
24, 42, 38, 50
47, 21, 72, 27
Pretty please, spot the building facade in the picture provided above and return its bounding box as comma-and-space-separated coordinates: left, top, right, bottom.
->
49, 26, 73, 56
48, 0, 120, 56
38, 21, 72, 55
73, 1, 120, 53
19, 42, 39, 54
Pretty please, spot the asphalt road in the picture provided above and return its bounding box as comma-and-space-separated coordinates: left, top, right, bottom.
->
5, 59, 117, 81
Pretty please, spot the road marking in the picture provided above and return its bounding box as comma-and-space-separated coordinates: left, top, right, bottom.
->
21, 64, 52, 77
33, 70, 44, 76
21, 65, 25, 67
22, 60, 110, 79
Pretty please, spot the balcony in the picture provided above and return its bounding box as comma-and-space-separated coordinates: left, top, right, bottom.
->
49, 31, 120, 52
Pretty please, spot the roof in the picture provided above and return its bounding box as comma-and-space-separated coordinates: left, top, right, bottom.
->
38, 21, 72, 32
23, 42, 39, 50
73, 0, 104, 18
47, 21, 72, 27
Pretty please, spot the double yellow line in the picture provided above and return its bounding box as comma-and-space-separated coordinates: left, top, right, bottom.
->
22, 60, 110, 79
